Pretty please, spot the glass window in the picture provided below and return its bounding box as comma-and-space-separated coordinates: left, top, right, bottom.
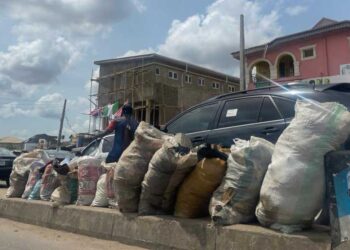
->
155, 68, 160, 75
228, 85, 235, 92
168, 71, 172, 78
212, 82, 219, 89
273, 97, 296, 118
82, 140, 99, 156
167, 103, 219, 134
303, 48, 314, 58
185, 75, 192, 83
173, 72, 178, 79
198, 78, 204, 86
218, 97, 263, 128
102, 136, 114, 153
259, 97, 281, 122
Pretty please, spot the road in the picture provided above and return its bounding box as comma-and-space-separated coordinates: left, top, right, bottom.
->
0, 182, 147, 250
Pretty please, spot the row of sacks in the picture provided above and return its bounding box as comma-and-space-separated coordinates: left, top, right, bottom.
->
112, 101, 350, 234
6, 100, 350, 234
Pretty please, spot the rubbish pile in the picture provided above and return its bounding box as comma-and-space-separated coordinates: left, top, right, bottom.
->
5, 101, 350, 234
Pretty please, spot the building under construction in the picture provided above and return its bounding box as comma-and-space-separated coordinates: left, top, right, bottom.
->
94, 53, 239, 127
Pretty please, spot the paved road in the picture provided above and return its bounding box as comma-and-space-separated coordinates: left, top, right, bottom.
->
0, 218, 147, 250
0, 182, 147, 250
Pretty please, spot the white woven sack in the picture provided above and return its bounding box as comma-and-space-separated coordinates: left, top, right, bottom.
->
256, 100, 350, 233
209, 137, 274, 225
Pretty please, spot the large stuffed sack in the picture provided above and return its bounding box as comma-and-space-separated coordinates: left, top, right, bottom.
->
104, 164, 117, 207
139, 134, 198, 215
28, 179, 42, 200
6, 150, 50, 198
76, 156, 102, 206
256, 101, 350, 233
40, 162, 60, 201
51, 175, 71, 206
91, 174, 108, 207
175, 156, 227, 218
22, 161, 45, 199
210, 137, 274, 225
114, 122, 170, 213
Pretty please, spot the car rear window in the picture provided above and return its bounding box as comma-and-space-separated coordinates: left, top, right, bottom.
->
218, 97, 263, 128
273, 97, 296, 118
167, 103, 219, 134
259, 97, 281, 122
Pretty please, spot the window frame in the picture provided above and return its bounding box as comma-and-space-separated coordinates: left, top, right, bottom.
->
300, 45, 316, 60
185, 74, 192, 84
168, 71, 178, 80
228, 85, 235, 92
166, 101, 220, 134
271, 95, 296, 120
155, 68, 160, 75
212, 82, 220, 89
198, 78, 205, 86
216, 96, 264, 129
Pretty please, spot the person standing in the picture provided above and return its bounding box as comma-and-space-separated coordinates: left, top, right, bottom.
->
94, 103, 139, 163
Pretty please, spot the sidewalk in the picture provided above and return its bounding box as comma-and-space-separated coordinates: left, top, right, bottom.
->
0, 194, 331, 250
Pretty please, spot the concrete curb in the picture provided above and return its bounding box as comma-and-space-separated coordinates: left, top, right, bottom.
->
0, 197, 331, 250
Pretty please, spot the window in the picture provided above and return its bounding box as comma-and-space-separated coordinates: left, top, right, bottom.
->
259, 97, 281, 122
218, 97, 263, 128
185, 75, 192, 83
300, 45, 316, 60
155, 68, 160, 75
278, 54, 295, 78
167, 103, 219, 134
228, 85, 235, 92
82, 141, 99, 156
102, 135, 115, 153
198, 78, 205, 86
272, 97, 296, 118
212, 82, 220, 89
168, 71, 178, 80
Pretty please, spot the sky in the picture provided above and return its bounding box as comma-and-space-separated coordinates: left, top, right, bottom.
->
0, 0, 349, 140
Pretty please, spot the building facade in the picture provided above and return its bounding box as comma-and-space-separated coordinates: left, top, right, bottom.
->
232, 18, 350, 89
0, 137, 23, 150
94, 54, 239, 127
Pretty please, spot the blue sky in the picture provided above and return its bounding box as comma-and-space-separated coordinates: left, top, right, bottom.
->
0, 0, 349, 140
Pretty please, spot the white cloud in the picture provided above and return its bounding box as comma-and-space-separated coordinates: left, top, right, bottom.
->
124, 0, 282, 75
0, 0, 143, 95
0, 38, 79, 85
1, 0, 143, 37
285, 5, 308, 16
0, 93, 90, 120
85, 67, 100, 96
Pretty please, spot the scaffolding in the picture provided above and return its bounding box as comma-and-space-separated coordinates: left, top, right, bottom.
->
90, 59, 239, 130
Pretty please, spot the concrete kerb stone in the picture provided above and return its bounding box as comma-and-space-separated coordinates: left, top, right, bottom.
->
0, 197, 333, 250
215, 224, 331, 250
111, 213, 216, 250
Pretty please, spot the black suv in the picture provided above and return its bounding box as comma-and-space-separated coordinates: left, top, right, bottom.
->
0, 147, 16, 186
163, 83, 350, 147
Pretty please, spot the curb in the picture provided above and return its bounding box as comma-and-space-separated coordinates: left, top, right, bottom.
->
0, 198, 331, 250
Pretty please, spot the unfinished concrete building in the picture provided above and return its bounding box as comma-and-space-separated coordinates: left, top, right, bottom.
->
94, 54, 239, 127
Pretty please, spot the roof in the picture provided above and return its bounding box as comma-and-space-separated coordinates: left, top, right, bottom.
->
312, 18, 338, 29
232, 18, 350, 59
95, 53, 239, 83
24, 134, 57, 144
0, 136, 23, 144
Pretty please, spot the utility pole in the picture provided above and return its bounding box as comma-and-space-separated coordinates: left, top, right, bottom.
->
57, 99, 67, 150
240, 14, 246, 91
88, 69, 93, 134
